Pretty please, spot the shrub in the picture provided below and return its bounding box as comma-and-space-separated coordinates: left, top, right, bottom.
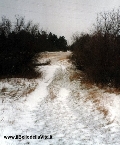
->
0, 16, 68, 78
71, 8, 120, 87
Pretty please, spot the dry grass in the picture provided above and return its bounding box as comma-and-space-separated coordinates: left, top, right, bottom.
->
81, 75, 120, 94
70, 69, 109, 118
106, 119, 115, 125
69, 70, 94, 89
58, 57, 68, 61
100, 85, 120, 95
39, 51, 72, 62
0, 78, 38, 99
22, 87, 36, 97
69, 64, 113, 119
1, 87, 7, 92
35, 60, 51, 66
27, 87, 36, 94
85, 91, 101, 104
70, 69, 120, 95
85, 91, 109, 118
9, 90, 17, 97
58, 53, 71, 61
40, 52, 58, 59
96, 106, 109, 117
49, 88, 57, 100
69, 71, 82, 81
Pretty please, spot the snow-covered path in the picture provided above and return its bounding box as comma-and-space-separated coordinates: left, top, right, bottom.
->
0, 51, 120, 145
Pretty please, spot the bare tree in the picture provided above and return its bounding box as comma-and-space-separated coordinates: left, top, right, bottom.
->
94, 9, 120, 37
0, 16, 12, 36
14, 16, 25, 33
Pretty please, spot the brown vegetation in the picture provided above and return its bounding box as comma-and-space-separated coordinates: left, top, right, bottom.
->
71, 8, 120, 88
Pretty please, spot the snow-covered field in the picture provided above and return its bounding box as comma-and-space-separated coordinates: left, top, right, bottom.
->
0, 51, 120, 145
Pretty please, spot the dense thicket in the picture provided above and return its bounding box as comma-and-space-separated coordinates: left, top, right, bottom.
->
0, 16, 67, 78
71, 9, 120, 87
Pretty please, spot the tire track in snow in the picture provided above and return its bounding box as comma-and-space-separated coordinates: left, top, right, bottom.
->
0, 64, 61, 145
1, 51, 120, 145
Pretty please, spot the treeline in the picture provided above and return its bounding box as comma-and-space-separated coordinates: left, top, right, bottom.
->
71, 8, 120, 87
0, 16, 67, 78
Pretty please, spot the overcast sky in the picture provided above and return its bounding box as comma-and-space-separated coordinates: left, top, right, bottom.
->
0, 0, 120, 44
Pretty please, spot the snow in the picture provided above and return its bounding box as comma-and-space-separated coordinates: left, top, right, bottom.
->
0, 51, 120, 145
